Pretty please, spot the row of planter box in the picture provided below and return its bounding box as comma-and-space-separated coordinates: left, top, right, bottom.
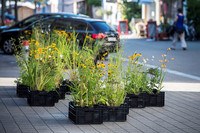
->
16, 83, 70, 106
16, 83, 164, 124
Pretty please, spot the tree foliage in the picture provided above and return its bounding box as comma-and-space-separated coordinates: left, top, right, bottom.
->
187, 0, 200, 39
88, 0, 101, 7
118, 0, 141, 23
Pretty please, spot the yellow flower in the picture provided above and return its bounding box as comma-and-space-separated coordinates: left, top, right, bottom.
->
161, 65, 166, 68
24, 30, 28, 34
107, 64, 111, 67
159, 60, 163, 62
115, 65, 117, 68
103, 52, 108, 57
91, 66, 95, 69
168, 48, 171, 51
65, 73, 67, 76
52, 43, 56, 47
28, 32, 31, 34
101, 57, 105, 61
108, 71, 111, 75
162, 54, 166, 57
171, 58, 174, 60
99, 73, 103, 77
72, 52, 79, 57
35, 41, 39, 46
123, 59, 125, 62
101, 63, 105, 68
65, 69, 67, 72
137, 53, 142, 57
97, 64, 101, 68
165, 59, 169, 62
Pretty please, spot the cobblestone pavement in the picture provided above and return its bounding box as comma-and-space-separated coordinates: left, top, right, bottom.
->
0, 86, 200, 133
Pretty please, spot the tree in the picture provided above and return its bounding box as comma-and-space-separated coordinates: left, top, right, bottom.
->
118, 0, 141, 23
187, 0, 200, 39
14, 0, 18, 23
1, 0, 5, 25
85, 0, 101, 18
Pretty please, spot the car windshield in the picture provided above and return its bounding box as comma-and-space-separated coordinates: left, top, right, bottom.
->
90, 22, 112, 33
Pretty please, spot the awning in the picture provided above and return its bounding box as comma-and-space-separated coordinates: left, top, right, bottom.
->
139, 0, 154, 5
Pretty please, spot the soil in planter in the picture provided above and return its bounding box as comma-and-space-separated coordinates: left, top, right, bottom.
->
103, 104, 128, 122
27, 89, 58, 106
126, 93, 146, 108
16, 83, 29, 98
68, 102, 103, 124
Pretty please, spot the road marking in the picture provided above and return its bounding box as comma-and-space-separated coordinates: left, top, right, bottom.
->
0, 78, 16, 86
122, 57, 200, 81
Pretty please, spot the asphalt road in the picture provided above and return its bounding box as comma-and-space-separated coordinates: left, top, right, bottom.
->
0, 38, 200, 91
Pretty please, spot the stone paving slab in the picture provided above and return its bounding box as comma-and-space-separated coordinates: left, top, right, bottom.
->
0, 86, 200, 133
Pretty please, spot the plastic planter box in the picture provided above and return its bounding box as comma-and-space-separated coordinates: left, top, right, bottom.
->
145, 91, 165, 107
16, 83, 29, 98
56, 87, 66, 100
61, 80, 75, 95
126, 92, 146, 108
103, 104, 128, 122
27, 89, 58, 106
68, 102, 103, 124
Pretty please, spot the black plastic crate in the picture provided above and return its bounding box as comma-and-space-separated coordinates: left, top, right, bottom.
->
56, 87, 66, 100
27, 89, 57, 106
123, 97, 130, 114
103, 104, 128, 122
126, 93, 146, 108
16, 83, 29, 98
61, 80, 75, 95
68, 102, 103, 124
145, 91, 165, 107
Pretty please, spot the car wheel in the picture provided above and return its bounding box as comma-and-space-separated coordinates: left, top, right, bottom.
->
2, 39, 15, 54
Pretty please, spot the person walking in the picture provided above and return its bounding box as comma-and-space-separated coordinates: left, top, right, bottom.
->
171, 8, 187, 50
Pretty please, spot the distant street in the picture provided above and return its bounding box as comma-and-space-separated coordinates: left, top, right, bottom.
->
0, 38, 200, 91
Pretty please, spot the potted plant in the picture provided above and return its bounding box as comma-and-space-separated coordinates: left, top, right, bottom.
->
143, 48, 173, 107
64, 34, 105, 124
125, 53, 149, 108
144, 67, 165, 107
159, 23, 170, 41
100, 51, 128, 122
15, 29, 68, 106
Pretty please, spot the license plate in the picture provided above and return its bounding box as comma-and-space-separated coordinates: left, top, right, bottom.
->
108, 37, 116, 41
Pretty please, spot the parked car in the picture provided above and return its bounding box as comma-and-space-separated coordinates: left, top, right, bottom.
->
0, 12, 90, 33
0, 16, 120, 55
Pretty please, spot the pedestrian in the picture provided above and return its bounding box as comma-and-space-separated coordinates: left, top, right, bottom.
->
171, 8, 187, 50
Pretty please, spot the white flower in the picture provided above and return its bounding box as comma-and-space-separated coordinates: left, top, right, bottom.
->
49, 55, 51, 58
60, 55, 63, 58
151, 59, 154, 61
152, 56, 154, 58
49, 48, 51, 51
40, 58, 42, 60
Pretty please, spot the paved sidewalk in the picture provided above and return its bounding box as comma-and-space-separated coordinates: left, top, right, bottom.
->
0, 86, 200, 133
